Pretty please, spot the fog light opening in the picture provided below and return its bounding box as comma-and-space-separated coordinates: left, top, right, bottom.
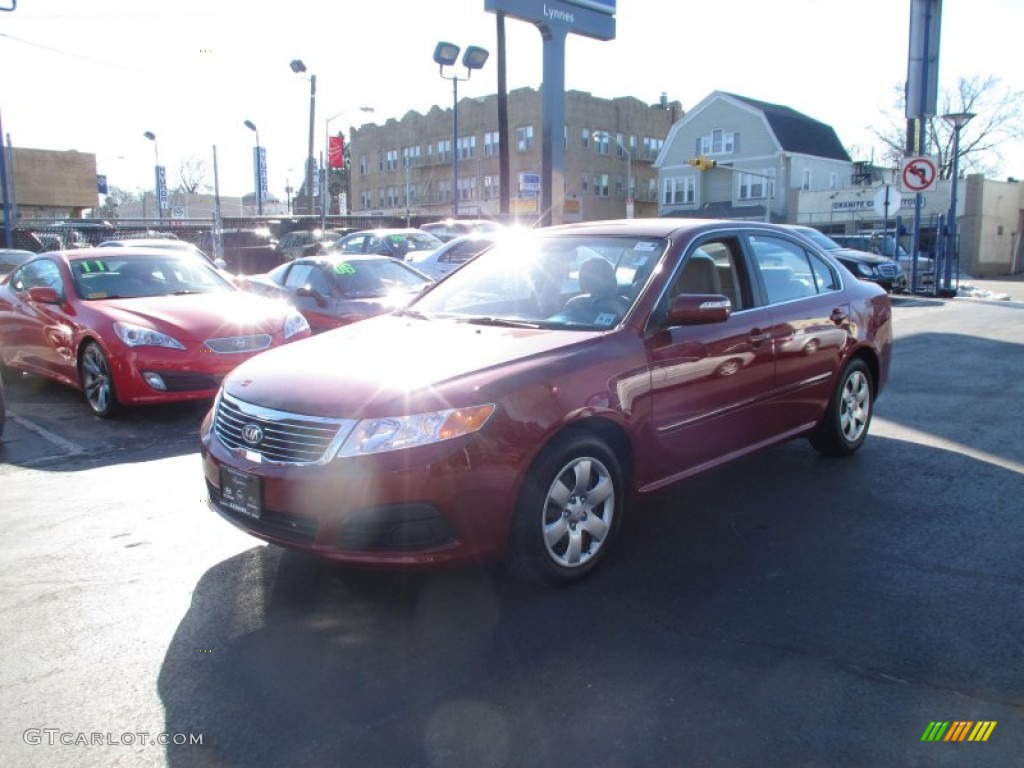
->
143, 372, 167, 391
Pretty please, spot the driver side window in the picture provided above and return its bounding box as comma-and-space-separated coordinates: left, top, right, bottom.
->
11, 259, 64, 296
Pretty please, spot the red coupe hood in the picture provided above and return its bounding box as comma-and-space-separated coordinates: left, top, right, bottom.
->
103, 292, 290, 342
223, 313, 599, 417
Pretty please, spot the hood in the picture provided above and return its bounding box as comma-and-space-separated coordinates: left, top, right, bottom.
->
831, 248, 895, 266
102, 292, 292, 342
223, 313, 601, 417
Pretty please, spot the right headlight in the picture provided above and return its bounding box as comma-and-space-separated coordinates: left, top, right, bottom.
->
336, 404, 495, 457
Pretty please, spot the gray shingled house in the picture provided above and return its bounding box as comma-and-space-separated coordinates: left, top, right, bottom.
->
654, 91, 852, 222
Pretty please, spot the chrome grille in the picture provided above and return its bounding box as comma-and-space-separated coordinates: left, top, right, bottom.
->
878, 262, 901, 277
214, 392, 355, 465
205, 334, 272, 353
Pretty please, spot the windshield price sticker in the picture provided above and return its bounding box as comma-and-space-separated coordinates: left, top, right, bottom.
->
334, 262, 357, 275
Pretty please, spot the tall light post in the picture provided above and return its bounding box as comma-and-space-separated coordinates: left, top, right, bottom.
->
143, 131, 163, 223
290, 59, 317, 215
243, 119, 263, 216
593, 131, 633, 219
433, 41, 489, 218
940, 111, 975, 297
324, 105, 374, 227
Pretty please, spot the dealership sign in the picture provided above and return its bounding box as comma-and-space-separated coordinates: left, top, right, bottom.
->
485, 0, 615, 40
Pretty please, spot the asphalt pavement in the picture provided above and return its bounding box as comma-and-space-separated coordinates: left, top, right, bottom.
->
1, 292, 1022, 767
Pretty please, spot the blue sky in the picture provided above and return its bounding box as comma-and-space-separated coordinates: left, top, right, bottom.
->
1, 0, 1020, 199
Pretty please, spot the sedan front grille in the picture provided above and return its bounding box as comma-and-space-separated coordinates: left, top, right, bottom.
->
877, 262, 901, 277
205, 334, 272, 354
214, 392, 355, 465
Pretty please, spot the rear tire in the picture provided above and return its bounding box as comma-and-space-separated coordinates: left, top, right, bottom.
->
810, 358, 873, 456
509, 431, 624, 585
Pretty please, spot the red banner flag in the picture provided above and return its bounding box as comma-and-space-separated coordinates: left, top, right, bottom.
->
328, 136, 344, 169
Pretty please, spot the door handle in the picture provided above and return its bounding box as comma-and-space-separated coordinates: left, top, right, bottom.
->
749, 328, 772, 345
830, 308, 849, 325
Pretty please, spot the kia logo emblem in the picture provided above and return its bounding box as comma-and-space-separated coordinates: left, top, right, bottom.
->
241, 423, 264, 445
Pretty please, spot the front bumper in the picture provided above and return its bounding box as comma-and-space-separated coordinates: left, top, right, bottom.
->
199, 408, 520, 567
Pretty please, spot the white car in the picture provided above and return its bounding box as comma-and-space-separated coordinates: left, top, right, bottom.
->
406, 235, 497, 280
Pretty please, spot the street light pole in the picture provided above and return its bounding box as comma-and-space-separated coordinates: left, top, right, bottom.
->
143, 131, 160, 224
433, 41, 489, 219
940, 111, 975, 297
290, 59, 317, 216
243, 120, 262, 216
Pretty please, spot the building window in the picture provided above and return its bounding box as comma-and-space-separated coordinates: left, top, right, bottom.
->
516, 125, 533, 151
360, 190, 371, 209
700, 129, 736, 155
581, 127, 590, 148
615, 175, 624, 199
457, 177, 476, 201
616, 133, 626, 158
457, 135, 476, 160
663, 177, 695, 205
483, 174, 499, 200
402, 146, 421, 168
358, 155, 368, 175
384, 149, 398, 172
484, 131, 499, 157
581, 173, 589, 194
647, 177, 657, 202
594, 132, 610, 155
437, 179, 451, 202
738, 169, 775, 200
801, 168, 811, 191
386, 186, 399, 207
377, 187, 385, 207
594, 173, 609, 198
407, 183, 419, 204
829, 172, 838, 190
437, 139, 452, 163
642, 136, 664, 161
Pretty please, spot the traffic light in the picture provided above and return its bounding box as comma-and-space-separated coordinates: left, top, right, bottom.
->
689, 156, 717, 170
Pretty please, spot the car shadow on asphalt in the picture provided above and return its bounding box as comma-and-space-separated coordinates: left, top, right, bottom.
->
157, 430, 1024, 767
0, 370, 210, 471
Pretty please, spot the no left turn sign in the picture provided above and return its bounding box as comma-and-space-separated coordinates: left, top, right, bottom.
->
901, 156, 938, 193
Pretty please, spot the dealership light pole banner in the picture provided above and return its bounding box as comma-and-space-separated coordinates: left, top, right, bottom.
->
253, 146, 268, 215
485, 0, 615, 226
155, 166, 169, 217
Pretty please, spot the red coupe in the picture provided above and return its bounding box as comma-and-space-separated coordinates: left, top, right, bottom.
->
0, 247, 311, 417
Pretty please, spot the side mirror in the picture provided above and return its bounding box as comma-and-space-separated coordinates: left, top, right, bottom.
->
665, 294, 731, 326
27, 286, 61, 304
295, 285, 328, 307
213, 258, 227, 270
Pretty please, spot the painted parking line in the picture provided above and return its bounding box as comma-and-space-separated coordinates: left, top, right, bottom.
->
9, 414, 86, 458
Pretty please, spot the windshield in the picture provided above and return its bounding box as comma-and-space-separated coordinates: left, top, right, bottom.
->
69, 255, 235, 300
328, 258, 430, 297
410, 233, 667, 330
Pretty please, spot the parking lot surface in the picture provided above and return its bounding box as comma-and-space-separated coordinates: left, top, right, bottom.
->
1, 293, 1022, 767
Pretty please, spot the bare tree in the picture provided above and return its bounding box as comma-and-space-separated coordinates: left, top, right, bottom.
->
178, 156, 210, 194
870, 75, 1024, 179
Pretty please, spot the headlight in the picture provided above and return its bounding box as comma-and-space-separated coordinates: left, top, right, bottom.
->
336, 404, 495, 457
854, 263, 876, 277
113, 322, 185, 349
283, 310, 310, 339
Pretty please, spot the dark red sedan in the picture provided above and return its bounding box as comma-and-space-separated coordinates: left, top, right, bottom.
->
238, 254, 431, 334
0, 247, 311, 417
200, 220, 892, 584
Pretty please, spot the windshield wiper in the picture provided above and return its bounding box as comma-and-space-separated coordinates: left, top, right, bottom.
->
460, 316, 541, 329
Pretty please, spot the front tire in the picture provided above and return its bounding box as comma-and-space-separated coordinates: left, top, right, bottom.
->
510, 431, 624, 585
79, 341, 121, 418
810, 358, 873, 456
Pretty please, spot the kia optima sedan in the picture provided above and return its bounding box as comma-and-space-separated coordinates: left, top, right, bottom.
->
201, 220, 892, 584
